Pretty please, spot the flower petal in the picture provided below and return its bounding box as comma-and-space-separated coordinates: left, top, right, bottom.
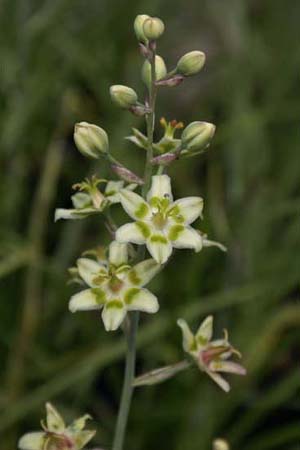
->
177, 319, 195, 352
69, 289, 105, 312
105, 180, 124, 203
70, 414, 92, 432
128, 259, 161, 286
71, 192, 92, 209
124, 287, 159, 313
146, 234, 172, 264
74, 430, 96, 450
77, 258, 103, 287
202, 236, 227, 252
206, 370, 230, 392
116, 222, 149, 245
147, 174, 173, 202
102, 300, 126, 331
54, 207, 97, 221
119, 189, 151, 220
169, 226, 202, 252
18, 432, 46, 450
169, 196, 203, 224
209, 361, 246, 376
196, 315, 213, 344
109, 241, 128, 266
46, 403, 65, 432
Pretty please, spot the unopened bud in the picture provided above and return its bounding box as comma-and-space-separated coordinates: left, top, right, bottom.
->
134, 14, 150, 43
110, 85, 138, 109
213, 438, 230, 450
151, 151, 180, 166
129, 104, 151, 117
181, 121, 215, 153
74, 122, 108, 158
142, 55, 167, 89
111, 164, 144, 185
143, 17, 165, 40
155, 74, 184, 87
176, 51, 206, 76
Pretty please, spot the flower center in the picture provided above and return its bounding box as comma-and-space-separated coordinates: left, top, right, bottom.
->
200, 345, 230, 366
108, 274, 124, 293
150, 196, 171, 230
152, 211, 168, 230
47, 434, 75, 450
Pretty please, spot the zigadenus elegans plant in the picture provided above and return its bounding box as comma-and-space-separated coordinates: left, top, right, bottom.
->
18, 14, 246, 450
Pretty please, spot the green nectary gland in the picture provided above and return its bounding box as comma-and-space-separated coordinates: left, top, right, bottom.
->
106, 299, 123, 309
168, 224, 184, 241
91, 287, 106, 304
150, 235, 168, 244
124, 287, 140, 304
128, 270, 141, 285
135, 202, 149, 219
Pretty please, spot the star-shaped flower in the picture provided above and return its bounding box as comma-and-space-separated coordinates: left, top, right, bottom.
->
55, 178, 136, 221
116, 175, 203, 264
69, 241, 160, 331
18, 403, 95, 450
177, 316, 246, 392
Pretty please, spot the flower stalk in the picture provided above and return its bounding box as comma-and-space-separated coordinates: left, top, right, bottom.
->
112, 41, 158, 450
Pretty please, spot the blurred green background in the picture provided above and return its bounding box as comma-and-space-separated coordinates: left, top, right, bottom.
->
1, 0, 300, 449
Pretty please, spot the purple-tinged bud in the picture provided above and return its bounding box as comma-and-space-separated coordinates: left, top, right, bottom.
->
111, 164, 144, 185
151, 151, 180, 166
129, 104, 151, 117
139, 43, 151, 59
155, 74, 184, 87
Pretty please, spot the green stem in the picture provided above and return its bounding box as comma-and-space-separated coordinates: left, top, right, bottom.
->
112, 45, 157, 450
142, 47, 157, 197
112, 313, 139, 450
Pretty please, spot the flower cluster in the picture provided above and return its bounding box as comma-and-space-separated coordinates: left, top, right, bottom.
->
19, 12, 248, 450
18, 403, 95, 450
178, 316, 246, 392
116, 174, 203, 264
69, 241, 160, 331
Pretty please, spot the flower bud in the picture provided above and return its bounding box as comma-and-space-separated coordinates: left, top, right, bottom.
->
110, 85, 138, 109
111, 164, 144, 185
74, 122, 108, 158
181, 121, 215, 153
143, 17, 165, 40
142, 55, 167, 89
134, 14, 150, 43
213, 438, 230, 450
176, 51, 206, 76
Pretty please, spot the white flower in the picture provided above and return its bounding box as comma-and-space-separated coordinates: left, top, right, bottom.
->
69, 241, 160, 331
177, 316, 246, 392
18, 403, 95, 450
116, 175, 203, 264
55, 179, 136, 222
